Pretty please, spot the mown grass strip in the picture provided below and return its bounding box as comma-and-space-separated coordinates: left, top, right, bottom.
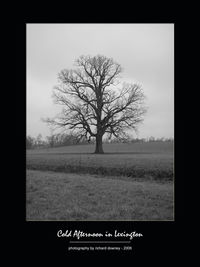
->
26, 170, 174, 221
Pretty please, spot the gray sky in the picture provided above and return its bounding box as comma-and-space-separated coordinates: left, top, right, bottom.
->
27, 23, 174, 139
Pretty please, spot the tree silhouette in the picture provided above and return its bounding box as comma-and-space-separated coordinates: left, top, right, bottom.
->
43, 55, 147, 153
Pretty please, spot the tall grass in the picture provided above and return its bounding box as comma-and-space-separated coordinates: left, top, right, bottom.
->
26, 142, 174, 181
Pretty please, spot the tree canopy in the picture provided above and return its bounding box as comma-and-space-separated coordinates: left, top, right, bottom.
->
44, 55, 147, 153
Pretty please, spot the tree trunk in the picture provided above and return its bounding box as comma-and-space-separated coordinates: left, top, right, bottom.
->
94, 135, 104, 154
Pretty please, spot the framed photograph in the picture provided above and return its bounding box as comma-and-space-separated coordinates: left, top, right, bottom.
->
15, 20, 184, 258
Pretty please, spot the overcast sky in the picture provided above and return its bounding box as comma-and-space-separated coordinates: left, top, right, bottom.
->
27, 23, 174, 139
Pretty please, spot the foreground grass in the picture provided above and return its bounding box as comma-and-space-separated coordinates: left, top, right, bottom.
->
26, 170, 174, 221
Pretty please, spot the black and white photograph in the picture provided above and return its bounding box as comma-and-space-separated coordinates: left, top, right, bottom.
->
26, 23, 174, 222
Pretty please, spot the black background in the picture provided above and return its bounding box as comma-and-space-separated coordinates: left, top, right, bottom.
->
13, 11, 186, 260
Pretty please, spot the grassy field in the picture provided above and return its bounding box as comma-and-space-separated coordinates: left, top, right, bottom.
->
26, 142, 173, 180
26, 170, 173, 221
26, 141, 174, 221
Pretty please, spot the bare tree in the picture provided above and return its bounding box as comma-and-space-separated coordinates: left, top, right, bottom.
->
43, 55, 147, 153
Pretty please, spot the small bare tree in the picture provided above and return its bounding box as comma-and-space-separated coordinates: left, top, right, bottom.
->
43, 55, 147, 153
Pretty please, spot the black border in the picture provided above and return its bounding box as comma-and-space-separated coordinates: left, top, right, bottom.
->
15, 20, 185, 259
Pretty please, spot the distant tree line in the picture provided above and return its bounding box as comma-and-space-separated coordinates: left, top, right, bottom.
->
103, 136, 174, 144
26, 132, 95, 149
26, 133, 173, 150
